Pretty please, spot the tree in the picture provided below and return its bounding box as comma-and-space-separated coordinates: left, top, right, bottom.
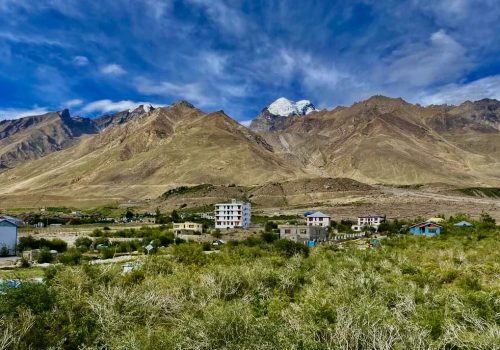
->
478, 212, 496, 230
264, 221, 278, 232
125, 210, 134, 220
171, 209, 180, 223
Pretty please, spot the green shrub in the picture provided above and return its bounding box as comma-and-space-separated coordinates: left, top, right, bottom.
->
37, 247, 54, 263
261, 231, 279, 243
272, 239, 309, 257
171, 243, 206, 265
58, 249, 83, 265
0, 282, 55, 315
0, 245, 9, 256
100, 247, 115, 259
75, 236, 93, 250
211, 229, 222, 238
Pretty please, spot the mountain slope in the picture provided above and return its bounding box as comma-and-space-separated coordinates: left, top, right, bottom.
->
0, 102, 303, 204
0, 109, 97, 170
252, 96, 500, 186
93, 104, 155, 131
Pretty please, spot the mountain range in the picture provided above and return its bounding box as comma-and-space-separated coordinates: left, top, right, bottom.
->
0, 96, 499, 207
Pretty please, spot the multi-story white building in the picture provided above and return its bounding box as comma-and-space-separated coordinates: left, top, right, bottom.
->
305, 212, 331, 227
351, 214, 386, 232
215, 199, 251, 229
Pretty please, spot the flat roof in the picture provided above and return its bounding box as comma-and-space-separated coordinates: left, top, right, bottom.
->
306, 211, 330, 218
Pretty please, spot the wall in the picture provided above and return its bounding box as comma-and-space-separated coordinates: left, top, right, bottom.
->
0, 224, 17, 256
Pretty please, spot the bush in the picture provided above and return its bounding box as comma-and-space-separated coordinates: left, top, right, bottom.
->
211, 229, 222, 239
75, 236, 93, 251
58, 249, 83, 265
37, 247, 54, 264
0, 282, 55, 315
171, 243, 206, 265
93, 237, 111, 249
0, 245, 9, 256
17, 236, 67, 252
261, 231, 279, 243
272, 239, 309, 257
100, 247, 115, 259
264, 221, 278, 232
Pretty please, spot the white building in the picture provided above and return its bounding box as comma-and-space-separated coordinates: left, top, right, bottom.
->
352, 214, 386, 232
198, 212, 215, 220
0, 217, 20, 256
215, 199, 251, 229
305, 212, 331, 227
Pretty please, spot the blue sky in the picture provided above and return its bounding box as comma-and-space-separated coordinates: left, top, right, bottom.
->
1, 0, 500, 123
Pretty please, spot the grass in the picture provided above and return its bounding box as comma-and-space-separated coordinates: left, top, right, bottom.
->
0, 267, 45, 280
1, 225, 499, 349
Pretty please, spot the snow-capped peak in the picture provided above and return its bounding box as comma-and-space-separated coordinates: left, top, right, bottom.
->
267, 97, 317, 117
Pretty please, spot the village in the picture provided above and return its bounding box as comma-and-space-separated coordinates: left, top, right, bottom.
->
0, 198, 486, 276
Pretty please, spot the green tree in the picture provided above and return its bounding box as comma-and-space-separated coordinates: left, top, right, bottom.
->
171, 209, 180, 223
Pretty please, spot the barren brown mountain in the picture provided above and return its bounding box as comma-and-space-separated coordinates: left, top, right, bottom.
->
0, 109, 97, 170
254, 96, 500, 186
0, 101, 301, 206
0, 96, 499, 207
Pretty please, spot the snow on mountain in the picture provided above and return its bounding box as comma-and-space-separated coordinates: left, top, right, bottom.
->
267, 97, 317, 117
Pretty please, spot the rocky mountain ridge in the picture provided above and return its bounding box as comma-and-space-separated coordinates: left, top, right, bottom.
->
0, 95, 499, 206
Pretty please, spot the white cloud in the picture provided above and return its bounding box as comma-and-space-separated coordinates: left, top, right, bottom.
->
136, 78, 215, 107
184, 0, 246, 35
0, 107, 50, 121
420, 75, 500, 105
64, 99, 83, 108
100, 63, 126, 76
80, 99, 161, 114
239, 120, 252, 127
73, 56, 89, 66
385, 30, 471, 87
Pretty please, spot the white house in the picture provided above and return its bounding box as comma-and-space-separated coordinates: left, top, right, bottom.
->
0, 216, 20, 256
351, 214, 386, 232
305, 212, 331, 227
215, 199, 251, 229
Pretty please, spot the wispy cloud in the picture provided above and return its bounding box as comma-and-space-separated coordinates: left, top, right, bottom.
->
1, 0, 500, 121
73, 56, 89, 66
420, 75, 500, 105
384, 30, 471, 87
185, 0, 247, 35
79, 99, 161, 114
63, 99, 84, 108
0, 107, 50, 121
136, 78, 215, 107
100, 64, 126, 76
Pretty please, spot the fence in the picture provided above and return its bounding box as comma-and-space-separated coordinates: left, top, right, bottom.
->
331, 232, 366, 241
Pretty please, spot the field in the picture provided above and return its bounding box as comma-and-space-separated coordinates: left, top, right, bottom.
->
1, 220, 499, 349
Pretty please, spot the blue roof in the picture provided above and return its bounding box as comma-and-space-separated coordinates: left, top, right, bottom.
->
0, 216, 23, 225
454, 221, 473, 227
306, 211, 330, 218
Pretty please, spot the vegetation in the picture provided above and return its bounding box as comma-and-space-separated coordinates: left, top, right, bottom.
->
17, 236, 68, 252
1, 218, 498, 349
161, 184, 215, 199
457, 187, 500, 198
